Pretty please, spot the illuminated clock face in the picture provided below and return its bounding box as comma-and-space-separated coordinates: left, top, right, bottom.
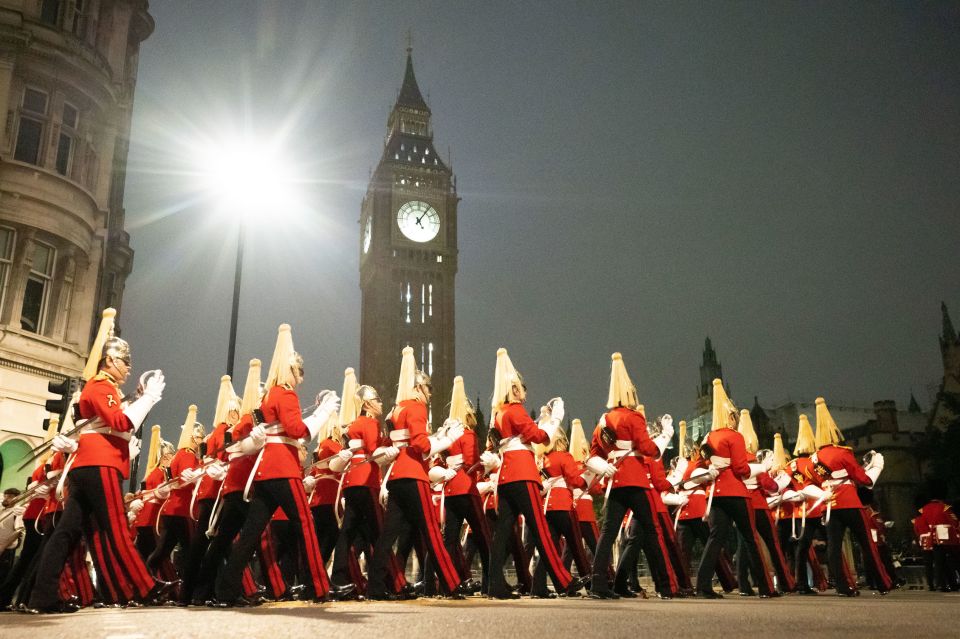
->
396, 201, 440, 243
362, 216, 372, 253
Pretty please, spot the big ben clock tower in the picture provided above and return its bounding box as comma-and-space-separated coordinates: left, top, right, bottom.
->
359, 48, 458, 422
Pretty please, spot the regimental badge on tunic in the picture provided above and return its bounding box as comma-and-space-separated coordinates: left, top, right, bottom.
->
107, 394, 118, 407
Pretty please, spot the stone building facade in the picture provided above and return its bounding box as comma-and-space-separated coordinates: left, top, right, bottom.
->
0, 0, 152, 491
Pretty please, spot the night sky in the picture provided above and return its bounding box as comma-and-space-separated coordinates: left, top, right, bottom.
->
120, 1, 960, 449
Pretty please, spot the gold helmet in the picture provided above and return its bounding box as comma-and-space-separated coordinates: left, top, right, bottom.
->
814, 397, 843, 448
569, 418, 589, 462
793, 414, 816, 455
396, 346, 430, 402
710, 379, 737, 431
239, 359, 262, 417
491, 347, 523, 411
771, 433, 790, 471
83, 308, 127, 381
356, 384, 381, 406
144, 424, 162, 476
212, 375, 239, 427
176, 404, 203, 451
607, 353, 638, 410
339, 368, 360, 425
737, 409, 759, 454
265, 324, 302, 390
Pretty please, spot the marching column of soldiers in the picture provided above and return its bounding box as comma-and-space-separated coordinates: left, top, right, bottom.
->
0, 308, 957, 614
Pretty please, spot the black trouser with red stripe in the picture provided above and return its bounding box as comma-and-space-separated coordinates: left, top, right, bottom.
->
532, 510, 590, 596
696, 496, 773, 596
311, 504, 339, 563
0, 519, 43, 606
677, 518, 737, 591
826, 507, 892, 593
489, 481, 571, 597
368, 478, 460, 597
794, 516, 828, 590
29, 467, 155, 609
216, 478, 329, 602
178, 499, 214, 603
464, 510, 531, 591
147, 514, 193, 579
331, 486, 406, 592
749, 509, 795, 591
592, 487, 673, 595
440, 493, 491, 592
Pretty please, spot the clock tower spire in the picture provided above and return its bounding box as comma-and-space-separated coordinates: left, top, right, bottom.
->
359, 49, 459, 422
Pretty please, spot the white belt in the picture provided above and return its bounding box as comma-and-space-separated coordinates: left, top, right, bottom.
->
390, 429, 409, 443
228, 451, 248, 461
830, 468, 849, 479
579, 494, 593, 501
265, 436, 299, 446
500, 437, 532, 454
744, 478, 758, 489
551, 477, 568, 489
79, 424, 132, 442
710, 455, 730, 466
446, 454, 464, 467
45, 470, 61, 480
823, 478, 851, 490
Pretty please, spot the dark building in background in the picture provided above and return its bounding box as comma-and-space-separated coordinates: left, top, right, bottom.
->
359, 48, 459, 422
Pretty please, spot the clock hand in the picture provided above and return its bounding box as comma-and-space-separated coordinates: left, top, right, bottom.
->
416, 219, 424, 228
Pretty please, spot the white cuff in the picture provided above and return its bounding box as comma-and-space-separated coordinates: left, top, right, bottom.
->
585, 456, 608, 476
800, 484, 827, 501
865, 466, 882, 486
328, 456, 350, 472
122, 394, 159, 431
748, 463, 765, 478
426, 435, 453, 457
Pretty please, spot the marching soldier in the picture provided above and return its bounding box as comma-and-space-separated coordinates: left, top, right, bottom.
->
131, 427, 173, 563
913, 491, 960, 591
147, 405, 203, 579
810, 397, 891, 596
485, 348, 577, 599
694, 379, 776, 599
213, 325, 342, 605
366, 347, 465, 599
27, 308, 166, 613
789, 414, 830, 594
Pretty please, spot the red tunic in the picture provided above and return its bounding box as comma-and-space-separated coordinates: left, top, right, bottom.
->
494, 402, 549, 485
222, 414, 255, 496
542, 451, 585, 512
646, 456, 672, 514
23, 464, 48, 521
196, 421, 229, 501
915, 500, 960, 546
811, 445, 871, 510
134, 466, 167, 528
386, 399, 432, 483
164, 448, 199, 518
702, 428, 750, 498
444, 429, 481, 497
310, 437, 343, 507
343, 415, 383, 490
790, 456, 825, 518
677, 457, 709, 520
588, 407, 659, 489
573, 461, 600, 522
255, 385, 309, 481
71, 373, 134, 477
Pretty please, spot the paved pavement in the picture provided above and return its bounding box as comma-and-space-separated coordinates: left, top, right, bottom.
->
0, 589, 956, 639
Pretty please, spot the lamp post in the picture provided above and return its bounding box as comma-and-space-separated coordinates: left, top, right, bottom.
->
226, 225, 245, 379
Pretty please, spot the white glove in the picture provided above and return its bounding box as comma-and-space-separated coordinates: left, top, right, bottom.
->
52, 434, 78, 454
155, 484, 171, 499
480, 450, 500, 472
127, 511, 137, 525
441, 418, 465, 440
540, 419, 560, 443
205, 463, 227, 482
661, 492, 689, 507
548, 397, 564, 424
302, 391, 340, 441
865, 464, 883, 486
123, 372, 164, 430
303, 476, 317, 492
180, 468, 201, 483
773, 470, 792, 491
585, 455, 613, 478
442, 467, 458, 482
428, 466, 447, 485
762, 453, 775, 472
237, 425, 267, 454
373, 446, 400, 464
748, 463, 765, 479
427, 433, 457, 457
884, 520, 894, 529
12, 505, 26, 517
704, 467, 720, 481
660, 414, 674, 433
477, 481, 494, 496
328, 448, 354, 473
800, 484, 828, 501
128, 436, 141, 457
782, 489, 804, 503
34, 484, 51, 498
129, 498, 144, 515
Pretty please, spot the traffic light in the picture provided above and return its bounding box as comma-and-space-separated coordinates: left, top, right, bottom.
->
46, 377, 81, 423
